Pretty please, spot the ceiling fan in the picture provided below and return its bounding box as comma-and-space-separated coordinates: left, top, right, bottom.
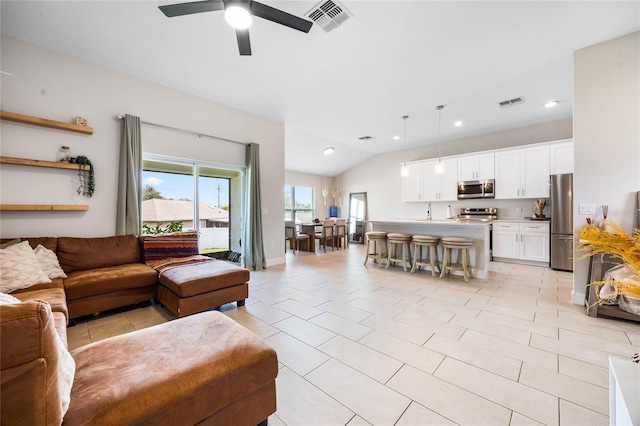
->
159, 0, 313, 56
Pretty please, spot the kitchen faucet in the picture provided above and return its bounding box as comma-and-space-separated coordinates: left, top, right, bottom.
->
426, 201, 432, 221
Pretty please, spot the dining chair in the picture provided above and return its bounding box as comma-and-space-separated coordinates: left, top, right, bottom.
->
315, 219, 336, 252
335, 218, 348, 249
285, 220, 310, 254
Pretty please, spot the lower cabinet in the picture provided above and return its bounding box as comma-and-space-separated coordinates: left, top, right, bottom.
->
492, 221, 549, 263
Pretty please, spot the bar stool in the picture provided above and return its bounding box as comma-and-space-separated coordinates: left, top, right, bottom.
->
411, 235, 441, 276
364, 231, 388, 267
386, 233, 412, 271
440, 237, 474, 282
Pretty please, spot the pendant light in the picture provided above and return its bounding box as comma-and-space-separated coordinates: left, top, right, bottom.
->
400, 115, 410, 177
434, 105, 445, 175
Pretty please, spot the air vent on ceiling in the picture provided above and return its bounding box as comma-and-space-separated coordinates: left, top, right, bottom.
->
499, 96, 526, 108
305, 0, 352, 33
358, 136, 373, 141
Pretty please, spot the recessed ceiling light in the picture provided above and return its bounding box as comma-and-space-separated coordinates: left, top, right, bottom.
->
544, 100, 558, 108
393, 136, 400, 140
454, 121, 463, 127
323, 147, 335, 155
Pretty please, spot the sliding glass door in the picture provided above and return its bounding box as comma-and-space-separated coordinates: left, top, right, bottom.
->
142, 155, 244, 257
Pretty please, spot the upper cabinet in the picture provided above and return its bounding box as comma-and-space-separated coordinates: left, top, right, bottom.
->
423, 158, 458, 201
401, 140, 572, 202
401, 158, 458, 202
457, 152, 495, 181
549, 139, 574, 175
402, 161, 425, 202
495, 145, 550, 199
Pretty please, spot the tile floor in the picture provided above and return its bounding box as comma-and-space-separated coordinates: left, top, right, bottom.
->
67, 244, 640, 425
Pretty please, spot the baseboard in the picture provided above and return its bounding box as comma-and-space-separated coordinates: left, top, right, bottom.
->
266, 256, 286, 267
571, 290, 586, 306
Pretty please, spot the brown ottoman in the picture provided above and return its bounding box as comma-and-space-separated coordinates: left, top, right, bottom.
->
156, 261, 249, 318
66, 311, 278, 426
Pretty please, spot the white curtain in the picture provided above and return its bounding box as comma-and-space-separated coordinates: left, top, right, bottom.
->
116, 114, 142, 235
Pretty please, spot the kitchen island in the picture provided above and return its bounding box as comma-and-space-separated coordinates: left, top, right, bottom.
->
368, 220, 491, 279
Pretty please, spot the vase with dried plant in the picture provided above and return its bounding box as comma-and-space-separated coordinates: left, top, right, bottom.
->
577, 221, 640, 315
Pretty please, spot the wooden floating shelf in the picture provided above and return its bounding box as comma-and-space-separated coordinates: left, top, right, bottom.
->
0, 156, 89, 171
1, 110, 94, 135
0, 204, 89, 211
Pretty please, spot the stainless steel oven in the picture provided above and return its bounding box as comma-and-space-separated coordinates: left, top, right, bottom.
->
457, 179, 495, 199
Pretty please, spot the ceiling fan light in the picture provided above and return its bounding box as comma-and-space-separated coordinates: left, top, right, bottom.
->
225, 5, 252, 29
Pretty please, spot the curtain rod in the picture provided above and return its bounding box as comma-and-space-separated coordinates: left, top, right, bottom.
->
116, 115, 247, 146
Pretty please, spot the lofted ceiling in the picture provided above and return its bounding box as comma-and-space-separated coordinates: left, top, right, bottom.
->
1, 1, 638, 176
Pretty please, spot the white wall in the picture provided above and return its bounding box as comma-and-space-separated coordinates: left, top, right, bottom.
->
0, 36, 285, 267
572, 31, 640, 303
339, 119, 573, 224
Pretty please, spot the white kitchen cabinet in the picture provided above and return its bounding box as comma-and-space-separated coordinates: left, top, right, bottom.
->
549, 139, 574, 174
492, 221, 550, 263
495, 145, 550, 199
402, 161, 425, 202
422, 158, 458, 201
457, 152, 495, 181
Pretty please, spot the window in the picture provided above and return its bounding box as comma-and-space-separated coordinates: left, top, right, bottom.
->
142, 155, 243, 257
284, 185, 315, 223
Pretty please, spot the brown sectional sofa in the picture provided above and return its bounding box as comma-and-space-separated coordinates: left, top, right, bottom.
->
1, 234, 278, 425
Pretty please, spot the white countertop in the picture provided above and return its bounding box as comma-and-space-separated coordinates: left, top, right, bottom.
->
369, 219, 491, 228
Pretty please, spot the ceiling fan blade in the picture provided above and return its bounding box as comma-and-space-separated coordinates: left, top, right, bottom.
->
235, 29, 252, 55
159, 0, 224, 17
251, 1, 313, 33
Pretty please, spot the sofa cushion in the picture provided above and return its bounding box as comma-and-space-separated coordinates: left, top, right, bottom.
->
141, 231, 199, 263
63, 263, 158, 301
12, 286, 69, 323
57, 235, 141, 273
0, 241, 51, 293
0, 300, 75, 424
66, 311, 278, 425
0, 237, 58, 252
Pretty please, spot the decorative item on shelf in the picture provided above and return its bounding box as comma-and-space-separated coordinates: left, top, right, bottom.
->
534, 198, 547, 218
75, 155, 95, 198
400, 115, 410, 178
75, 116, 88, 127
58, 146, 71, 163
434, 105, 445, 175
599, 205, 615, 232
577, 220, 640, 314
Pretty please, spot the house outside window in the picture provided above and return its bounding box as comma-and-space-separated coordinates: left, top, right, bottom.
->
284, 185, 314, 223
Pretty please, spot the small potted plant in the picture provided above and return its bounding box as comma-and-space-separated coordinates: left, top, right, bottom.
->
75, 155, 95, 197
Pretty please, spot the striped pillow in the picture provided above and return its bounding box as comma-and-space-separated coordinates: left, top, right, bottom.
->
142, 231, 199, 263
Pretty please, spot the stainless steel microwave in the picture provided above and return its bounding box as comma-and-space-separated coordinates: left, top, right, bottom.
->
457, 179, 495, 199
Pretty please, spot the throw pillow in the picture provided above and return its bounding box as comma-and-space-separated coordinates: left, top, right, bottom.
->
34, 244, 67, 279
0, 240, 52, 293
0, 238, 20, 249
0, 292, 22, 304
55, 327, 75, 416
142, 231, 199, 263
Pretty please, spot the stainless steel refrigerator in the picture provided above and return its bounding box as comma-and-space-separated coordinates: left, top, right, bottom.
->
550, 173, 574, 271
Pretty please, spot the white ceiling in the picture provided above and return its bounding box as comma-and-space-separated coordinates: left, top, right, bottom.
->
1, 1, 638, 176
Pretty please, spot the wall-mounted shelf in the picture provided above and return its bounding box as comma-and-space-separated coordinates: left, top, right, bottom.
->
0, 204, 89, 211
0, 110, 94, 135
0, 156, 89, 171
